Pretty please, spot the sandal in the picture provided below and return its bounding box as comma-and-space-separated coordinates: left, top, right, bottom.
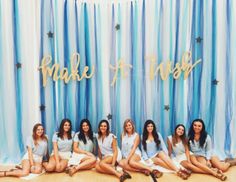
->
120, 173, 129, 182
177, 170, 188, 180
142, 169, 150, 176
152, 169, 163, 178
123, 171, 131, 179
180, 168, 192, 176
215, 173, 227, 181
68, 166, 77, 177
150, 172, 157, 182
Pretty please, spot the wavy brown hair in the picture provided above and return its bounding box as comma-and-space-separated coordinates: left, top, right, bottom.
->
172, 124, 187, 146
32, 123, 48, 145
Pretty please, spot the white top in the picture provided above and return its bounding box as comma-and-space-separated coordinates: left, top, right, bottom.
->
121, 132, 141, 158
168, 135, 185, 157
73, 132, 94, 153
52, 131, 75, 152
96, 133, 119, 157
26, 136, 48, 156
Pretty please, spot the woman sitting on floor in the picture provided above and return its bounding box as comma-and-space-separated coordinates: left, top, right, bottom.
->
188, 119, 228, 181
167, 124, 209, 176
119, 119, 162, 182
0, 123, 48, 177
44, 118, 74, 173
67, 119, 96, 176
95, 119, 131, 182
141, 120, 190, 179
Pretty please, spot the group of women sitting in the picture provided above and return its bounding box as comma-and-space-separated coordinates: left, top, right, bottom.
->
0, 118, 236, 182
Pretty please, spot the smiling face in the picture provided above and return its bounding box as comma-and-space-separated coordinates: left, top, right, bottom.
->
147, 123, 154, 133
193, 121, 203, 134
63, 121, 71, 133
36, 125, 44, 137
175, 125, 185, 137
82, 122, 89, 133
125, 121, 133, 134
99, 122, 108, 134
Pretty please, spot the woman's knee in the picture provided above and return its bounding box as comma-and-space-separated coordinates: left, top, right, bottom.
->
21, 170, 30, 177
45, 164, 55, 172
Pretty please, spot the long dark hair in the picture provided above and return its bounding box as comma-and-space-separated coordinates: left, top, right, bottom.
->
32, 123, 48, 146
188, 119, 207, 148
78, 119, 94, 144
57, 118, 72, 139
142, 120, 160, 151
172, 124, 187, 146
98, 119, 110, 138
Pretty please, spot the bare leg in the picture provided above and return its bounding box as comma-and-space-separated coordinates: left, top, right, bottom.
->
43, 156, 56, 172
95, 156, 123, 178
75, 156, 96, 170
151, 157, 170, 169
55, 159, 68, 172
180, 160, 207, 173
190, 156, 217, 176
211, 156, 230, 172
30, 162, 43, 174
129, 154, 153, 172
156, 151, 179, 171
3, 160, 30, 177
119, 159, 140, 172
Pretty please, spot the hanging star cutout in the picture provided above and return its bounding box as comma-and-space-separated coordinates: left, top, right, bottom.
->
39, 105, 46, 111
212, 79, 219, 85
164, 105, 170, 111
16, 62, 22, 69
107, 113, 113, 120
196, 36, 203, 43
47, 31, 54, 38
115, 24, 120, 30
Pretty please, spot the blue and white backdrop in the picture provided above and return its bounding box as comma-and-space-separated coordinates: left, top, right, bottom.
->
0, 0, 236, 163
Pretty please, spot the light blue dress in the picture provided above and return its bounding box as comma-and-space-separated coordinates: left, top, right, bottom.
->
121, 132, 141, 158
52, 131, 75, 152
141, 132, 168, 161
189, 134, 212, 160
73, 132, 94, 153
26, 136, 48, 156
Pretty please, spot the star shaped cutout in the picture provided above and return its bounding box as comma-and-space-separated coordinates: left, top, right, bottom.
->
107, 113, 112, 120
115, 24, 120, 30
196, 36, 203, 43
16, 62, 22, 69
164, 105, 170, 111
212, 79, 219, 85
47, 31, 54, 38
39, 105, 46, 111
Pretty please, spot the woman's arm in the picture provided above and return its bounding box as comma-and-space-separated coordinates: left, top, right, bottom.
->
73, 142, 93, 156
98, 146, 102, 160
167, 137, 173, 157
27, 146, 34, 167
111, 138, 118, 166
53, 142, 60, 164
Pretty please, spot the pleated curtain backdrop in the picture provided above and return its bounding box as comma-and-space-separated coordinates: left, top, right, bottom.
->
0, 0, 236, 163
